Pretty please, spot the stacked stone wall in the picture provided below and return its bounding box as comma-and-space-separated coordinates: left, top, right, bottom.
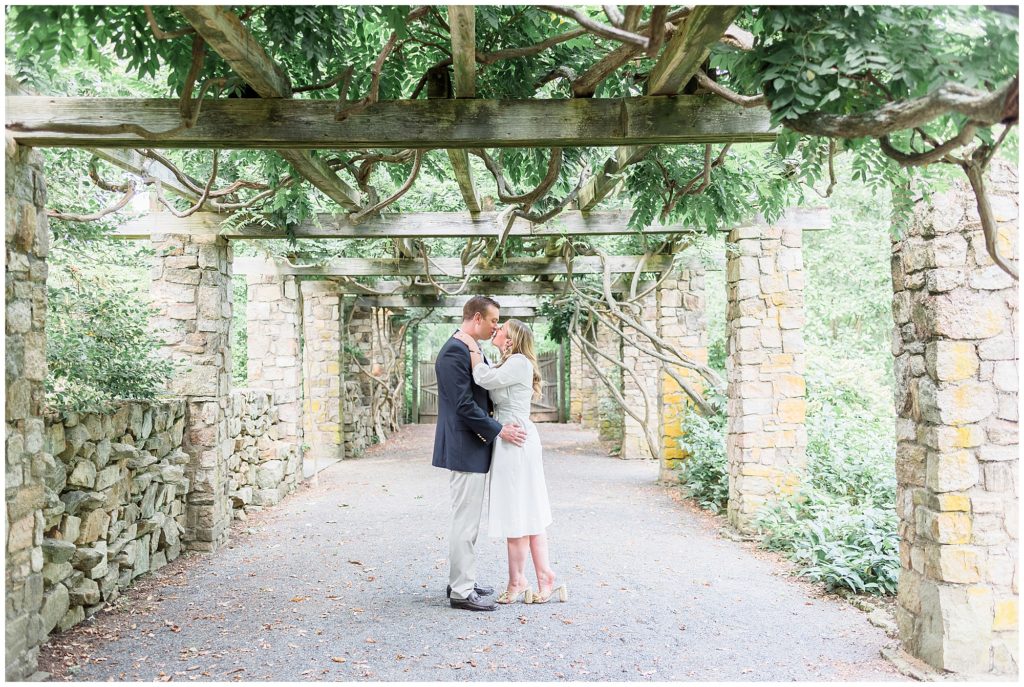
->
227, 389, 300, 514
40, 402, 189, 639
724, 219, 807, 530
892, 160, 1018, 674
5, 143, 50, 680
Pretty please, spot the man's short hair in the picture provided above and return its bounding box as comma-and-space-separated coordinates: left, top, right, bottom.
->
463, 295, 500, 321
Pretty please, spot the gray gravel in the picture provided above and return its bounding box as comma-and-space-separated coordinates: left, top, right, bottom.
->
46, 423, 903, 682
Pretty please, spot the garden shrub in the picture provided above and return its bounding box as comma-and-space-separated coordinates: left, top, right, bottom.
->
676, 392, 729, 513
46, 272, 175, 413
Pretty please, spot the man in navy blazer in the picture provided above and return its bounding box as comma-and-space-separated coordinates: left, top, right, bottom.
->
433, 296, 527, 611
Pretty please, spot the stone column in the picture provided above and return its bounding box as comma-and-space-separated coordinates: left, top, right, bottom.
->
620, 290, 660, 460
725, 218, 807, 530
301, 281, 343, 464
892, 160, 1018, 675
340, 300, 375, 457
569, 337, 596, 426
5, 143, 50, 680
659, 257, 709, 481
593, 322, 624, 443
245, 273, 302, 501
149, 232, 233, 552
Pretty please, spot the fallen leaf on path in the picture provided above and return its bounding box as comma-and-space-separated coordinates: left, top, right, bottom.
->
331, 657, 347, 663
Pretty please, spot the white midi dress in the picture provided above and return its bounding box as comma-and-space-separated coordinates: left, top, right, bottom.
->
472, 354, 552, 539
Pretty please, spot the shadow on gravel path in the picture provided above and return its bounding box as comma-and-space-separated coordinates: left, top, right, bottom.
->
39, 423, 902, 682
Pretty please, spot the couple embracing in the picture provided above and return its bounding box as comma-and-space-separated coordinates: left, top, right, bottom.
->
431, 296, 568, 611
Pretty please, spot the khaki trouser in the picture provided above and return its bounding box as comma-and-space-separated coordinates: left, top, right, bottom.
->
448, 470, 487, 600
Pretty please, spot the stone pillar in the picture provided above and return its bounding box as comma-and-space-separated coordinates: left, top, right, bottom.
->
569, 337, 597, 426
659, 257, 709, 481
620, 290, 660, 460
892, 160, 1018, 675
301, 281, 343, 464
725, 218, 807, 530
5, 143, 50, 680
245, 273, 302, 499
593, 323, 624, 443
149, 232, 233, 552
340, 300, 375, 456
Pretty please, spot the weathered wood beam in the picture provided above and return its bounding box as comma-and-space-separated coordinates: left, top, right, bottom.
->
448, 5, 477, 98
114, 209, 672, 238
114, 206, 831, 239
175, 5, 361, 211
417, 307, 538, 317
332, 279, 653, 296
647, 6, 741, 96
579, 7, 741, 211
447, 6, 482, 213
5, 75, 200, 202
6, 96, 776, 149
233, 254, 675, 277
356, 294, 541, 308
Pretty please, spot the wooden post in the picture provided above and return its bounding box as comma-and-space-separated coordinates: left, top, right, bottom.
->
411, 326, 420, 424
558, 341, 568, 423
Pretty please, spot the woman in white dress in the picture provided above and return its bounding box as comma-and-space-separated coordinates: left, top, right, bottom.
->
453, 320, 567, 605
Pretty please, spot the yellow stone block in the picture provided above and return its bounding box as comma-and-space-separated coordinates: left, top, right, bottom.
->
741, 464, 781, 478
777, 398, 806, 423
663, 423, 683, 438
326, 361, 341, 375
993, 599, 1018, 631
953, 425, 985, 449
776, 374, 806, 397
935, 493, 971, 512
929, 512, 972, 545
760, 354, 794, 372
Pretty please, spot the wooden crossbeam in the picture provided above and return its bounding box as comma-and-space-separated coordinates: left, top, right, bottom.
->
356, 294, 541, 308
115, 207, 830, 239
6, 96, 776, 149
578, 7, 741, 211
447, 5, 482, 213
647, 7, 741, 96
332, 279, 652, 296
233, 254, 675, 277
116, 210, 680, 238
5, 76, 200, 202
416, 307, 538, 317
175, 5, 361, 211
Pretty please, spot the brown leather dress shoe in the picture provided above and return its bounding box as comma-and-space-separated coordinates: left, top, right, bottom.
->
449, 590, 498, 611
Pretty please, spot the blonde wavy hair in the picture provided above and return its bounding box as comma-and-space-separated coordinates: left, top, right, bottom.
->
495, 318, 543, 399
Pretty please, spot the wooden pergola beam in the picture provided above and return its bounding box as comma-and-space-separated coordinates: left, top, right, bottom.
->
114, 207, 830, 239
332, 279, 653, 296
6, 96, 776, 149
175, 5, 361, 211
447, 5, 482, 213
233, 254, 675, 277
5, 75, 200, 202
356, 294, 541, 308
578, 6, 741, 211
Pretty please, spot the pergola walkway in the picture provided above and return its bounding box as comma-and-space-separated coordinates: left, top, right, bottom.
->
41, 424, 900, 682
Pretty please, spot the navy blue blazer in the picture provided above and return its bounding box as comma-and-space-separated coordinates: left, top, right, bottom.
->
431, 336, 503, 473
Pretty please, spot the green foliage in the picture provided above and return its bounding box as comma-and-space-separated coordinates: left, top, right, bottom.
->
676, 395, 729, 513
46, 271, 175, 413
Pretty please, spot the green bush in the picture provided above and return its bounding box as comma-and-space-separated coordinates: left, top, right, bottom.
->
46, 275, 175, 413
676, 393, 729, 513
753, 356, 899, 595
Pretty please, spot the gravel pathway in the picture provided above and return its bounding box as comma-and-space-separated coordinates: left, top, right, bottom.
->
40, 423, 903, 682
